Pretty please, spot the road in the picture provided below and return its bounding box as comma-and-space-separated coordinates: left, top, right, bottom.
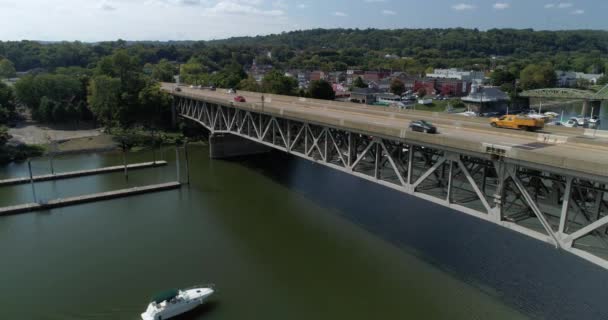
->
162, 83, 608, 178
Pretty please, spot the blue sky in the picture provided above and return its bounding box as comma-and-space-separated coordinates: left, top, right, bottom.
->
0, 0, 605, 41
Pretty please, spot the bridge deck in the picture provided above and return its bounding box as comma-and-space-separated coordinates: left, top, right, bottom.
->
162, 84, 608, 180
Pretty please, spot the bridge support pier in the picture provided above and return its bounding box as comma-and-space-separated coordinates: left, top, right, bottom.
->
209, 134, 270, 159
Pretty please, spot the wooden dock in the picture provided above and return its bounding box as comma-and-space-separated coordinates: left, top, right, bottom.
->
0, 161, 168, 187
0, 182, 181, 216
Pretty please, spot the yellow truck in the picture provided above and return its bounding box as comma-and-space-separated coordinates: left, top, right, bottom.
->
490, 115, 545, 131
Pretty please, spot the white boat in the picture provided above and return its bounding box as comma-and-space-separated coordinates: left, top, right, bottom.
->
544, 111, 559, 118
141, 285, 214, 320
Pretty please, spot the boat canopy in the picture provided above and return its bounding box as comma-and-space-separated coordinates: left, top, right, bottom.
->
151, 289, 179, 303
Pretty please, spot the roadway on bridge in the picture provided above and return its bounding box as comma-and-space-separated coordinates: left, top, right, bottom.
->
163, 83, 608, 178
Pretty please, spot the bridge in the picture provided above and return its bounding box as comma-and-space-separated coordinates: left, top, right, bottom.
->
162, 83, 608, 270
520, 87, 608, 100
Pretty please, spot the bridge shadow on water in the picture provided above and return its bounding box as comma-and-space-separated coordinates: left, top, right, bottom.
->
227, 150, 608, 320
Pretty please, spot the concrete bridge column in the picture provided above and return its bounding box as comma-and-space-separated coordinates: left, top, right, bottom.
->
209, 134, 270, 159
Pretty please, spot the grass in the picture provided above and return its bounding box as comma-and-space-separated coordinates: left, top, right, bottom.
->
412, 99, 465, 112
53, 134, 117, 154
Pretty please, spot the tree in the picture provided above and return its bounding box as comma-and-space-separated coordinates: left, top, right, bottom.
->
598, 75, 608, 86
390, 78, 405, 96
0, 59, 16, 80
308, 80, 335, 100
138, 82, 172, 128
151, 59, 175, 82
490, 69, 516, 87
519, 64, 557, 90
87, 75, 122, 126
353, 76, 367, 88
417, 88, 427, 98
261, 70, 297, 95
0, 126, 10, 145
0, 82, 15, 123
14, 74, 84, 122
238, 76, 260, 92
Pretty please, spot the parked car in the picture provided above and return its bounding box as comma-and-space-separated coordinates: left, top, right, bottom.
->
208, 86, 216, 91
409, 120, 437, 134
174, 87, 182, 92
233, 96, 246, 103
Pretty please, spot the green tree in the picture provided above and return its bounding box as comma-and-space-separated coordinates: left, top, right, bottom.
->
390, 78, 406, 96
520, 64, 557, 90
138, 82, 173, 127
14, 74, 84, 122
490, 69, 516, 87
0, 59, 16, 80
87, 75, 122, 126
353, 76, 367, 88
238, 76, 260, 92
152, 59, 175, 82
0, 126, 10, 145
261, 70, 297, 95
308, 80, 335, 100
598, 75, 608, 86
0, 82, 16, 123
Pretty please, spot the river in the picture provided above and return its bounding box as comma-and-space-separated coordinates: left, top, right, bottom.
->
1, 145, 608, 319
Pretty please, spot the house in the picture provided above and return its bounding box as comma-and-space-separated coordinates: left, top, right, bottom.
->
350, 88, 382, 104
332, 83, 350, 98
310, 71, 326, 81
413, 79, 438, 96
556, 70, 604, 87
556, 71, 577, 87
575, 72, 603, 85
375, 93, 402, 105
426, 68, 485, 83
248, 59, 273, 82
461, 86, 509, 112
346, 69, 364, 85
434, 78, 469, 96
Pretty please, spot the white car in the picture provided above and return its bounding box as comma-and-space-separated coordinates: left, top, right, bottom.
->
563, 119, 578, 128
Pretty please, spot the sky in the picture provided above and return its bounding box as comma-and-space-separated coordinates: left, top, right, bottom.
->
0, 0, 606, 41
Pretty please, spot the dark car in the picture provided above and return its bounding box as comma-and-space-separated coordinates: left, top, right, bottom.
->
174, 87, 182, 92
234, 95, 246, 103
409, 120, 437, 134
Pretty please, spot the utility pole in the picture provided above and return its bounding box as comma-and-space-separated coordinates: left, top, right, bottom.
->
175, 146, 181, 183
184, 141, 190, 185
28, 160, 37, 203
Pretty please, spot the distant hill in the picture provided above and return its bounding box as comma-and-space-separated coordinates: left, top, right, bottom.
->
206, 28, 608, 56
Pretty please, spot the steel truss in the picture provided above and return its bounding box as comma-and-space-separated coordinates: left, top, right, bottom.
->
176, 97, 608, 270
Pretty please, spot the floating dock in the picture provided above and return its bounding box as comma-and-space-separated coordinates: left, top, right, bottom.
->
0, 161, 168, 187
0, 181, 181, 216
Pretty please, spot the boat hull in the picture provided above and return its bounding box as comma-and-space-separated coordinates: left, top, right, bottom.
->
141, 288, 214, 320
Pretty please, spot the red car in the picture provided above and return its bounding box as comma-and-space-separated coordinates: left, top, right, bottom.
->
233, 96, 246, 103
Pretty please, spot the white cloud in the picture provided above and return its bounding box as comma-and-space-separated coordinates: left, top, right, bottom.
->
452, 3, 476, 11
493, 2, 510, 10
334, 11, 347, 16
202, 1, 285, 17
557, 2, 573, 8
544, 3, 555, 8
98, 0, 116, 10
571, 9, 584, 14
296, 3, 308, 9
382, 9, 396, 15
273, 0, 287, 9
